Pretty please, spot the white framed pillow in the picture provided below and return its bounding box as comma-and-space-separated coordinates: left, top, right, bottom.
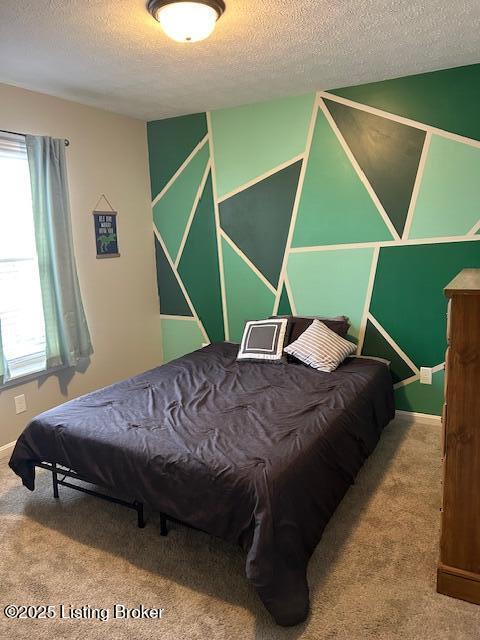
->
284, 318, 356, 372
237, 318, 289, 363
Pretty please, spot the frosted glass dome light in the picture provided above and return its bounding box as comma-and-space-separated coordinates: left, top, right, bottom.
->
148, 0, 226, 43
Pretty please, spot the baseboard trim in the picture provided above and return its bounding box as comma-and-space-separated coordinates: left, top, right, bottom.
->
437, 563, 480, 605
395, 410, 441, 425
0, 440, 16, 462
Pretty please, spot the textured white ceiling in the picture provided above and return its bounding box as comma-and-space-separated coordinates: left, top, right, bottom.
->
0, 0, 479, 121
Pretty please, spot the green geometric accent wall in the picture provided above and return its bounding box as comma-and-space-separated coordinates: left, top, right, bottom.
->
409, 136, 480, 239
154, 236, 192, 317
161, 318, 204, 363
370, 241, 480, 367
277, 284, 292, 315
148, 112, 207, 200
395, 369, 445, 416
210, 93, 315, 198
147, 64, 480, 416
330, 64, 480, 142
362, 320, 416, 384
292, 108, 393, 247
219, 160, 302, 287
178, 174, 224, 343
323, 98, 426, 237
221, 237, 275, 343
153, 142, 209, 260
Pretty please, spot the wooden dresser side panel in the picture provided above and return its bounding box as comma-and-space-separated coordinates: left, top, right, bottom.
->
441, 293, 480, 572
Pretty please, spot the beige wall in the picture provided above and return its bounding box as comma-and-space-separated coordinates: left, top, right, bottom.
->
0, 83, 162, 448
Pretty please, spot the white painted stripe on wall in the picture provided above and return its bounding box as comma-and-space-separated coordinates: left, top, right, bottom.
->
160, 314, 198, 322
153, 225, 209, 343
432, 362, 445, 373
272, 93, 320, 314
356, 246, 379, 355
467, 218, 480, 236
174, 160, 211, 267
318, 97, 401, 242
394, 374, 420, 389
402, 131, 431, 240
319, 91, 480, 151
368, 312, 420, 375
217, 154, 305, 203
289, 233, 480, 254
284, 274, 298, 315
0, 440, 15, 462
206, 112, 230, 341
151, 135, 209, 207
219, 229, 277, 295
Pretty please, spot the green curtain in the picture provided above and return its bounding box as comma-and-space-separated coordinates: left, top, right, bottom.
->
26, 136, 93, 370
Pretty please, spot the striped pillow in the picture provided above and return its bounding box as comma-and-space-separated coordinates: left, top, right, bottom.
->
284, 319, 356, 372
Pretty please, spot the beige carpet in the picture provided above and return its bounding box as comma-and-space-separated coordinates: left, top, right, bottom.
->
1, 418, 480, 640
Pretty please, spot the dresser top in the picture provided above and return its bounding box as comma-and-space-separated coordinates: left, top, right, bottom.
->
445, 269, 480, 297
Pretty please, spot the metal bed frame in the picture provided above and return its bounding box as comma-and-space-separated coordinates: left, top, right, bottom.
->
36, 462, 169, 536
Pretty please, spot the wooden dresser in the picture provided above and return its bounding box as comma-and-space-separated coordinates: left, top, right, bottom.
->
437, 269, 480, 604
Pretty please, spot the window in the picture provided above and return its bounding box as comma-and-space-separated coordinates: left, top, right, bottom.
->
0, 133, 46, 380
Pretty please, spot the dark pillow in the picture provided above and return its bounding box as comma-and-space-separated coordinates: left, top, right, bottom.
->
271, 315, 350, 344
237, 318, 289, 363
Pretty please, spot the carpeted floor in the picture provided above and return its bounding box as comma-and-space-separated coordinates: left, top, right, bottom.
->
1, 417, 480, 640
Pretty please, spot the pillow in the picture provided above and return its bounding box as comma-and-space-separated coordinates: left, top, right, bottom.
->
237, 318, 289, 363
284, 319, 356, 372
271, 315, 350, 343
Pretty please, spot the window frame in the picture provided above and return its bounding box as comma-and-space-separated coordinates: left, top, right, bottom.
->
0, 131, 49, 387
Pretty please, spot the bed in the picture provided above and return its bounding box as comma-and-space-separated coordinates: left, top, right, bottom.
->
9, 341, 394, 626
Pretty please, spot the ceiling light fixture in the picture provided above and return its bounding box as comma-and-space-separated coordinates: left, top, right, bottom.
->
147, 0, 226, 43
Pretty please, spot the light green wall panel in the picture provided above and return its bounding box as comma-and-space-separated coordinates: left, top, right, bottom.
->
222, 238, 275, 342
395, 370, 445, 416
409, 136, 480, 239
211, 93, 315, 198
153, 143, 209, 260
161, 318, 204, 363
287, 248, 374, 338
292, 109, 393, 247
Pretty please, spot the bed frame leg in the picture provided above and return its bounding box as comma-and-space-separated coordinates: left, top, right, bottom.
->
52, 462, 59, 499
160, 513, 168, 536
135, 501, 145, 528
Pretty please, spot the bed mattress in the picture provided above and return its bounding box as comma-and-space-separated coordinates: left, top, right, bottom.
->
10, 342, 394, 625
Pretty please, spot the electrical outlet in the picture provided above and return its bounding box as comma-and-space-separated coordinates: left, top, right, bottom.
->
14, 394, 27, 414
420, 367, 432, 385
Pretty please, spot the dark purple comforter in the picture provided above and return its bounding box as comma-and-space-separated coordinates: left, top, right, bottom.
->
10, 342, 394, 625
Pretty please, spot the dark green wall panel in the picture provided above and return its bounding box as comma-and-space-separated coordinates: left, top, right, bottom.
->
178, 174, 225, 343
324, 99, 425, 236
147, 113, 207, 200
330, 64, 480, 142
154, 236, 192, 317
219, 161, 302, 288
395, 370, 445, 415
362, 320, 415, 383
370, 241, 480, 367
292, 108, 393, 247
277, 285, 292, 315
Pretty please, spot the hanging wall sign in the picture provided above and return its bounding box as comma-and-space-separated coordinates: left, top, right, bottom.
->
92, 195, 120, 258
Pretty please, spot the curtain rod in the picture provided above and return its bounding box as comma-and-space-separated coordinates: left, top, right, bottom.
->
0, 128, 70, 146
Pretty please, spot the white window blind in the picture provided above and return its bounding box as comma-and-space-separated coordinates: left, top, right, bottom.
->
0, 132, 46, 380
